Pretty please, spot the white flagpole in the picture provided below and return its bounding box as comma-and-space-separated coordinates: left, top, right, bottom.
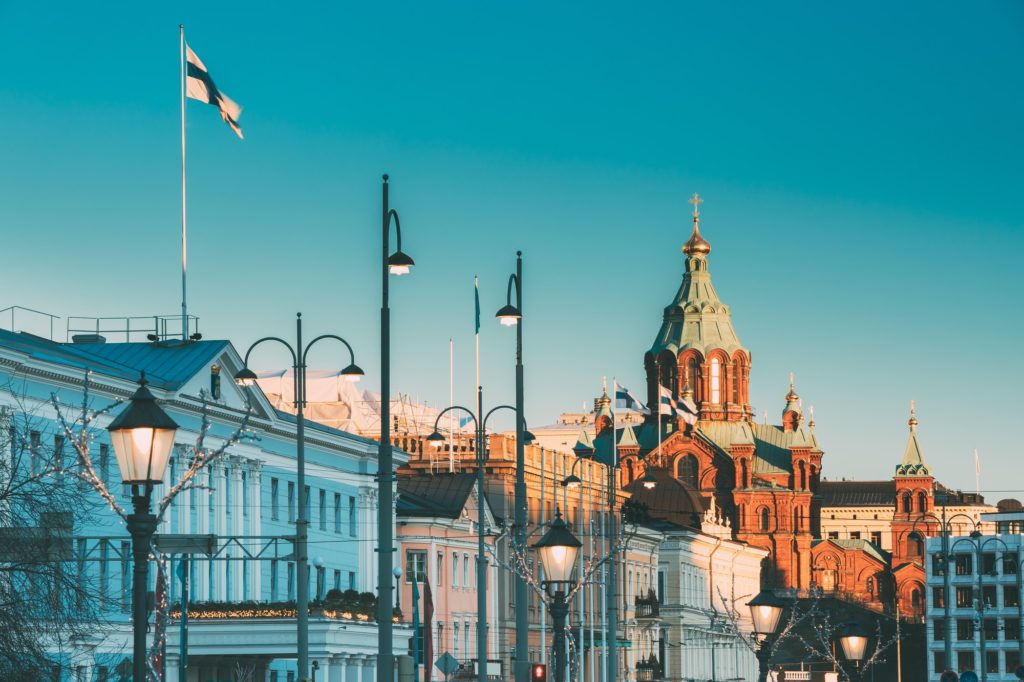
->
179, 24, 188, 341
974, 449, 981, 497
449, 338, 455, 473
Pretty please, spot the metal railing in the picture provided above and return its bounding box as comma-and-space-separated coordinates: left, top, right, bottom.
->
65, 314, 199, 343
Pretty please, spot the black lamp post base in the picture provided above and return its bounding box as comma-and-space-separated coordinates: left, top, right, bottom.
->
128, 499, 158, 682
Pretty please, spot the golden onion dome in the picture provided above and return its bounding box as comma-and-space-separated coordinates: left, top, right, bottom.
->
683, 221, 712, 256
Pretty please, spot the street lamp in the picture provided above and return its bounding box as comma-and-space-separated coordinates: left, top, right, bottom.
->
837, 622, 870, 682
379, 174, 414, 682
533, 510, 582, 682
747, 589, 786, 682
428, 397, 530, 682
497, 250, 530, 682
236, 314, 362, 682
108, 372, 179, 682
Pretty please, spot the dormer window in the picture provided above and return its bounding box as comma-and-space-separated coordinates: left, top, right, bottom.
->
710, 358, 721, 403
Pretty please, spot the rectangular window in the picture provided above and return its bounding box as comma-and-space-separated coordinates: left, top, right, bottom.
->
348, 496, 356, 536
437, 552, 443, 587
1006, 618, 1021, 640
319, 490, 327, 531
287, 562, 295, 601
957, 651, 974, 673
956, 586, 974, 608
1006, 585, 1020, 607
1008, 650, 1021, 676
870, 531, 882, 546
288, 482, 296, 522
271, 560, 278, 601
932, 553, 946, 576
53, 435, 65, 471
933, 618, 945, 641
986, 651, 999, 674
406, 550, 426, 583
271, 478, 280, 520
120, 541, 131, 614
933, 586, 946, 608
348, 571, 355, 590
99, 542, 109, 609
956, 619, 973, 641
333, 569, 341, 592
304, 485, 311, 521
96, 443, 109, 485
1005, 554, 1020, 575
933, 652, 946, 676
955, 554, 973, 575
849, 531, 861, 540
334, 493, 342, 534
982, 585, 996, 609
463, 553, 469, 587
983, 618, 998, 641
827, 531, 839, 540
29, 430, 41, 474
982, 552, 996, 575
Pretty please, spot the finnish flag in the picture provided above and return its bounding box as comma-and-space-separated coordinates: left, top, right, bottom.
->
658, 385, 675, 416
614, 381, 650, 415
675, 395, 698, 425
186, 45, 243, 139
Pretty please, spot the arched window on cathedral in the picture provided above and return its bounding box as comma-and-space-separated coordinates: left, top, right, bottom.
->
710, 358, 721, 403
759, 507, 770, 531
866, 576, 875, 599
906, 533, 922, 558
901, 492, 912, 514
731, 360, 741, 403
911, 587, 922, 615
917, 491, 927, 512
740, 459, 749, 488
686, 357, 699, 398
676, 455, 699, 488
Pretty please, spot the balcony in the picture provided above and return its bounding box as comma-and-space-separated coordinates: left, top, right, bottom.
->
635, 655, 662, 681
635, 592, 660, 620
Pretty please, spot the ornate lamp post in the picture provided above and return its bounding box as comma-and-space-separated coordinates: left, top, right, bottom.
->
235, 315, 363, 681
837, 622, 870, 682
496, 250, 530, 682
378, 174, 414, 682
108, 373, 179, 682
747, 589, 786, 682
533, 511, 583, 682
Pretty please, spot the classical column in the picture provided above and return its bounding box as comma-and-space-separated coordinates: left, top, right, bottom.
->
250, 459, 264, 598
359, 487, 377, 592
361, 655, 376, 682
328, 655, 347, 682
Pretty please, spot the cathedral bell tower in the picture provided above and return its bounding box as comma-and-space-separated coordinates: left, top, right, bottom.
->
891, 401, 934, 567
644, 194, 754, 425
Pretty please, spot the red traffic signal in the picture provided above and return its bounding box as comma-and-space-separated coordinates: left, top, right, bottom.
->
531, 663, 547, 682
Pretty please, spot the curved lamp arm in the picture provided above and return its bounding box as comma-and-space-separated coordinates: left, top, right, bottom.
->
242, 336, 298, 369
505, 272, 521, 308
387, 209, 404, 252
431, 405, 478, 433
303, 333, 358, 367
948, 536, 980, 554
482, 404, 517, 431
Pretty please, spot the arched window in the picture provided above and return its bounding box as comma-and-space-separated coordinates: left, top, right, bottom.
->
911, 587, 922, 613
866, 576, 875, 598
917, 492, 927, 512
710, 358, 721, 403
906, 534, 922, 558
901, 492, 912, 514
731, 360, 741, 403
676, 455, 699, 488
759, 507, 770, 531
740, 459, 749, 488
686, 357, 699, 397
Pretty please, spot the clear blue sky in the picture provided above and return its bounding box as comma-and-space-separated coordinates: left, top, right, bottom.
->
1, 2, 1021, 496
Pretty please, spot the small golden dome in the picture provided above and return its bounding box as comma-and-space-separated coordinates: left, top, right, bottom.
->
683, 221, 711, 256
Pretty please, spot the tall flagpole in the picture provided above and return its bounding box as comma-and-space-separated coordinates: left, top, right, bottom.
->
179, 24, 188, 341
449, 337, 455, 473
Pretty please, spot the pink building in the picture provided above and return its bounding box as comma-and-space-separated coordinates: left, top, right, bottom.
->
397, 473, 501, 680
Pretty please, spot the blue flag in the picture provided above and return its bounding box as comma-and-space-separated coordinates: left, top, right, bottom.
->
614, 381, 650, 415
474, 275, 480, 334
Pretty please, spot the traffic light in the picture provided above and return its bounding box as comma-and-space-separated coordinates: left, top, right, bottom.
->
531, 663, 547, 682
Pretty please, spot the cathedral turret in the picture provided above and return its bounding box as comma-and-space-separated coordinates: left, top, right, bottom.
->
782, 373, 802, 432
644, 194, 753, 423
891, 400, 934, 566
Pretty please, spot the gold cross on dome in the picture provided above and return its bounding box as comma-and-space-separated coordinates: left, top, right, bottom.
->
689, 192, 703, 218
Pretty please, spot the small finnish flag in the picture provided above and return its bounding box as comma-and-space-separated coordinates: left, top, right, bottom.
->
658, 385, 675, 416
614, 381, 650, 415
675, 395, 698, 425
186, 44, 243, 138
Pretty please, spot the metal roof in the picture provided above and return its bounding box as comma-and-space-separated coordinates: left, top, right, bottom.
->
819, 480, 897, 507
397, 473, 479, 519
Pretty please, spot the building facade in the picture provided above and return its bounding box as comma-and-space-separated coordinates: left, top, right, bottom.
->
924, 509, 1022, 680
0, 324, 408, 681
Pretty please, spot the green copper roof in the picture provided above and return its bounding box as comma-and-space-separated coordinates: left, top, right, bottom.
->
648, 244, 745, 359
617, 423, 638, 448
696, 420, 818, 477
895, 405, 929, 476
